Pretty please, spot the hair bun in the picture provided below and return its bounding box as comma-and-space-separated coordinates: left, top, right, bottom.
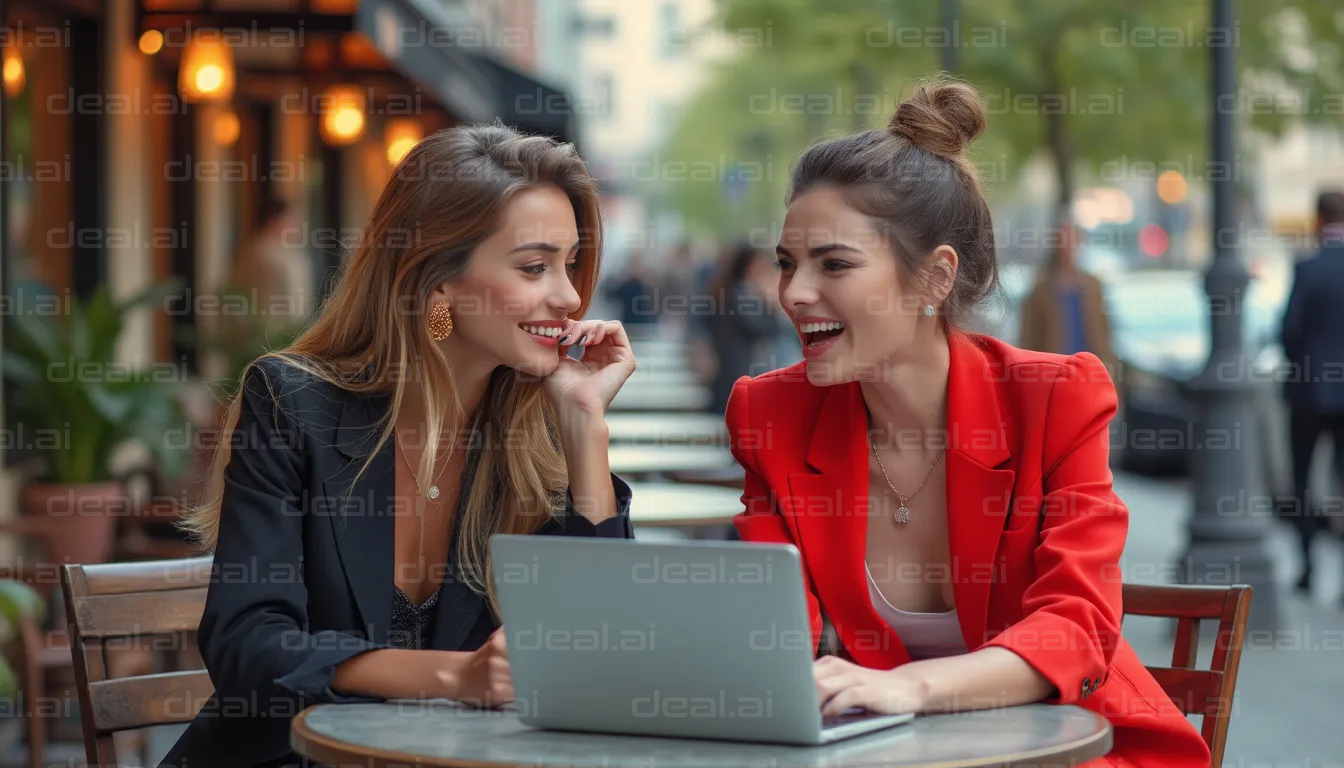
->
888, 79, 986, 159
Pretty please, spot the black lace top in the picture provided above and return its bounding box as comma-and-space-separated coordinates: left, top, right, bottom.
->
389, 583, 442, 650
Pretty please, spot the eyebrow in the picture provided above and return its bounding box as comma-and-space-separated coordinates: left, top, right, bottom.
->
509, 242, 581, 255
775, 243, 862, 258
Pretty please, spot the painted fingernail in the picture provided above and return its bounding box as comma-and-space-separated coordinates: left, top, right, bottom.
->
578, 334, 589, 344
558, 334, 570, 344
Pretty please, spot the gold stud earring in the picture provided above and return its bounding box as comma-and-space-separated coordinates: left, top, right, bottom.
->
429, 302, 454, 341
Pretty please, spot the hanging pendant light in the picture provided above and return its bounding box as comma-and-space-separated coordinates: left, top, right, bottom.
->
384, 118, 423, 165
320, 84, 366, 146
214, 109, 240, 147
178, 31, 235, 103
3, 45, 25, 98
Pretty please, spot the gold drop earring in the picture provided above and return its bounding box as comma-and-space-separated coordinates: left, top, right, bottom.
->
429, 302, 454, 341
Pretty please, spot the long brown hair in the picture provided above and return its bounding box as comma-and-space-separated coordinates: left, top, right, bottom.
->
181, 123, 604, 612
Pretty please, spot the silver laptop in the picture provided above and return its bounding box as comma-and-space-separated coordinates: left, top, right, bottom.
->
489, 535, 914, 745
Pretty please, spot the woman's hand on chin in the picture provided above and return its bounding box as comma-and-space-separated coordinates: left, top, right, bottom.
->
814, 655, 930, 718
543, 319, 636, 416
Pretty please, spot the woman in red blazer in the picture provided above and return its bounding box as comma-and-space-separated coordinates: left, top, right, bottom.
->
726, 79, 1210, 768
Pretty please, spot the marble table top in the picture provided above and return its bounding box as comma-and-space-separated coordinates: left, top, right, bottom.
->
626, 481, 743, 527
293, 700, 1111, 768
608, 444, 735, 475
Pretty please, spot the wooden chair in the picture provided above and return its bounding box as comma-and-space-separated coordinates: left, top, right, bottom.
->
666, 468, 746, 490
1, 576, 69, 768
60, 556, 215, 767
1121, 583, 1253, 767
0, 517, 82, 768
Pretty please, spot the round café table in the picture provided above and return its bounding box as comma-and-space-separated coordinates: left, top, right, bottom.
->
626, 481, 742, 528
292, 700, 1112, 768
630, 338, 688, 358
665, 465, 746, 489
605, 412, 727, 445
608, 445, 735, 477
610, 384, 710, 412
627, 365, 699, 387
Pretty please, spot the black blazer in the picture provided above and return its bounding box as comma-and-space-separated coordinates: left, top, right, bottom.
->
159, 358, 634, 768
1281, 244, 1344, 414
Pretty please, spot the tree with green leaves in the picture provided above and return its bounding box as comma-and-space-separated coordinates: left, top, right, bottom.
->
659, 0, 1344, 237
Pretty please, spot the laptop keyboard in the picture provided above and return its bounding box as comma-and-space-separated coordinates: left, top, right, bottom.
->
821, 708, 882, 729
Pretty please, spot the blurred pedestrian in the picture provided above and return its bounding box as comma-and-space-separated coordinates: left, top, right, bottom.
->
604, 249, 658, 331
1018, 210, 1118, 377
1279, 189, 1344, 596
705, 243, 780, 415
659, 242, 696, 324
749, 250, 802, 370
215, 196, 313, 380
687, 248, 722, 385
229, 196, 313, 325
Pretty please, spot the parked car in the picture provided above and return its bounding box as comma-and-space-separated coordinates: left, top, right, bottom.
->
1077, 243, 1134, 279
1102, 267, 1288, 480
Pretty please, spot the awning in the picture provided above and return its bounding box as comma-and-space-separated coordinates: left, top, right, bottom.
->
357, 0, 577, 145
471, 54, 577, 147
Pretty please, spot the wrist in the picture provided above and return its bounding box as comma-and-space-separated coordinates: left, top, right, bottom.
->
891, 664, 935, 713
434, 651, 468, 699
558, 414, 609, 445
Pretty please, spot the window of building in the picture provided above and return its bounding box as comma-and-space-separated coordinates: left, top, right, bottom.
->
594, 73, 615, 120
657, 3, 685, 58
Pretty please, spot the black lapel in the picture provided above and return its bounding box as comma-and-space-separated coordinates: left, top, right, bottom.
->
320, 390, 396, 646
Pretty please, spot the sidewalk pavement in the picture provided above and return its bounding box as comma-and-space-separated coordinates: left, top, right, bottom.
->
1113, 470, 1344, 766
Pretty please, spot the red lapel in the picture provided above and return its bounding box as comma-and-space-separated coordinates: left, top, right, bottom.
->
943, 332, 1016, 652
786, 332, 1016, 669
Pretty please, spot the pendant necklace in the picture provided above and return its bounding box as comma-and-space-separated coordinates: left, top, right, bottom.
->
396, 430, 450, 501
868, 432, 945, 525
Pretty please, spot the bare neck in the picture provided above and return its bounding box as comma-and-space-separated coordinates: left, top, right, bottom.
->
859, 329, 952, 453
393, 344, 496, 439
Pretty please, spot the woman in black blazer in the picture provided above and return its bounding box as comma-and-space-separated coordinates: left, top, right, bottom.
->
160, 124, 638, 768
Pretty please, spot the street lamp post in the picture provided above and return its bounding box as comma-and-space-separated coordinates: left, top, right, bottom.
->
1179, 0, 1280, 630
740, 129, 772, 237
941, 0, 960, 73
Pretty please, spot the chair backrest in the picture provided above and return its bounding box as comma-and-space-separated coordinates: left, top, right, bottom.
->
1120, 583, 1252, 767
61, 556, 214, 768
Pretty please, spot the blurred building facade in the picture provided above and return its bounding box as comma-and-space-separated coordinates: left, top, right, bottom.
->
563, 0, 731, 267
0, 0, 574, 513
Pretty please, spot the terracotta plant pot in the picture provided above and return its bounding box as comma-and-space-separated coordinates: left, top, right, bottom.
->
22, 482, 129, 565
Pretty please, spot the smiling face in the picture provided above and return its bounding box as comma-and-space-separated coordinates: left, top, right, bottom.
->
776, 186, 955, 385
433, 184, 584, 378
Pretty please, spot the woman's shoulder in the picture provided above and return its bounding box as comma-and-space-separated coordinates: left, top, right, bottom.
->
966, 335, 1117, 431
969, 333, 1111, 383
240, 355, 378, 431
726, 361, 826, 424
243, 355, 336, 402
733, 360, 818, 394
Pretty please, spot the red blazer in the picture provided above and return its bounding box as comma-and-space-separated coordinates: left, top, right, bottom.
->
726, 332, 1209, 768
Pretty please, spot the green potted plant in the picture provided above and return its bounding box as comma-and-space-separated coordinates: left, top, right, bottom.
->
3, 281, 191, 565
0, 580, 44, 698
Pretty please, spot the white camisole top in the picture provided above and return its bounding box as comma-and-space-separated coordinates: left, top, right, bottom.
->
864, 562, 968, 660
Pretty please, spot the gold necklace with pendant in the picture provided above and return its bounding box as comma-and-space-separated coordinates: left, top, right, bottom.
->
868, 432, 945, 525
396, 430, 450, 501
